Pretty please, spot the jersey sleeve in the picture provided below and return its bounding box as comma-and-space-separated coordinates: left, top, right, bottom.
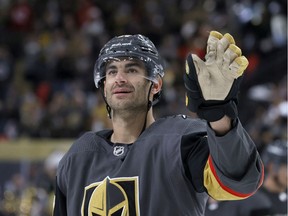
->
181, 132, 210, 193
53, 144, 70, 216
182, 118, 264, 200
203, 119, 264, 200
53, 176, 67, 216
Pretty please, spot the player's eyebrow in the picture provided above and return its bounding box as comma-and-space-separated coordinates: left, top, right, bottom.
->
105, 64, 117, 71
105, 60, 145, 70
124, 61, 145, 68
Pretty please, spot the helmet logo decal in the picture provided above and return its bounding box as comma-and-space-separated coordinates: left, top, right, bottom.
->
81, 176, 140, 216
110, 42, 133, 48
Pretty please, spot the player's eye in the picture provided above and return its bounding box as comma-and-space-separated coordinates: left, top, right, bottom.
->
106, 69, 117, 76
126, 67, 138, 74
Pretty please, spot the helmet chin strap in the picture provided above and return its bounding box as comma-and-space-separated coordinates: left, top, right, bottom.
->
140, 82, 154, 135
147, 83, 154, 111
99, 84, 112, 119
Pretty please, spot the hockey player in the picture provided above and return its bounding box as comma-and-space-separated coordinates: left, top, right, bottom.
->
53, 31, 264, 216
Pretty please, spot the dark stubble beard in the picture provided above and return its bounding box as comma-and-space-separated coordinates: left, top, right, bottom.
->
107, 81, 151, 117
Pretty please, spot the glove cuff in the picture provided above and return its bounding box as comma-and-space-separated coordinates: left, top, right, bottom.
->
197, 100, 238, 122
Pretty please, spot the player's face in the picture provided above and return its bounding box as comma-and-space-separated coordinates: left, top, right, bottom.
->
104, 59, 151, 112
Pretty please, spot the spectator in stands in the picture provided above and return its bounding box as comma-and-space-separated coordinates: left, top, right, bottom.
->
260, 139, 288, 215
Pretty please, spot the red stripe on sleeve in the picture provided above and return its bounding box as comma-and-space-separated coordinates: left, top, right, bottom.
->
208, 155, 263, 198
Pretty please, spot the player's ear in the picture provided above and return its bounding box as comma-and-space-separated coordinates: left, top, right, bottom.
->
151, 77, 162, 95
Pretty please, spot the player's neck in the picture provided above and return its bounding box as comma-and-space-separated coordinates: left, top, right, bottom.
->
111, 109, 155, 144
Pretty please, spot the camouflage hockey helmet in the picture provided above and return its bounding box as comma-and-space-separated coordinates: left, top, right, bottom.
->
94, 34, 164, 88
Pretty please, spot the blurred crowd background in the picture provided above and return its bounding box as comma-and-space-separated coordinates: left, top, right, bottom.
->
0, 0, 286, 215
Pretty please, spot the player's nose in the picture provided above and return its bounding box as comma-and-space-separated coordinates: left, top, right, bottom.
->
115, 70, 128, 84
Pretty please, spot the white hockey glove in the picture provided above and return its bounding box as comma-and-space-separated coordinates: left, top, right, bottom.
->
184, 31, 249, 121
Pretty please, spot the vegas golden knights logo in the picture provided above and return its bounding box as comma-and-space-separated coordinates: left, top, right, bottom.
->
81, 176, 140, 216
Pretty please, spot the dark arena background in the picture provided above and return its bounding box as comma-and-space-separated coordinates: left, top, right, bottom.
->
0, 0, 286, 215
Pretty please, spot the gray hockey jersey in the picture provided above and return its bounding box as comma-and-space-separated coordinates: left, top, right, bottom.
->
54, 115, 263, 216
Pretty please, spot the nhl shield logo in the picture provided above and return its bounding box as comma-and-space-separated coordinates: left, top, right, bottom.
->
113, 146, 125, 156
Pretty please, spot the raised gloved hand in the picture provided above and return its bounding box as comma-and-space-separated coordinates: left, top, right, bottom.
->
184, 31, 249, 122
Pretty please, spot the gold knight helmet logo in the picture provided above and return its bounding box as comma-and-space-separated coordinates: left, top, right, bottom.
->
81, 176, 140, 216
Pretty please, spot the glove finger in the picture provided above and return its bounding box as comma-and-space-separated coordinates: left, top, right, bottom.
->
205, 31, 223, 64
228, 56, 249, 79
223, 44, 242, 70
216, 33, 235, 66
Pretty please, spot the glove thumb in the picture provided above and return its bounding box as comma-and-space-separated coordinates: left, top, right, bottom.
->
190, 54, 206, 76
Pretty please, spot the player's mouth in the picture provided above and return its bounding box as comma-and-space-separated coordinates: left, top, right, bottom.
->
112, 88, 133, 96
